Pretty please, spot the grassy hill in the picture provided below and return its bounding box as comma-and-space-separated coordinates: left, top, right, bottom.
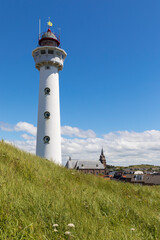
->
128, 164, 160, 169
0, 141, 160, 240
114, 164, 160, 170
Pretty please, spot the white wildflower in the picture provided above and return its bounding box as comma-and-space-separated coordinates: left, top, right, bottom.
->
130, 228, 135, 231
53, 224, 59, 227
53, 228, 58, 232
65, 231, 71, 235
68, 223, 75, 228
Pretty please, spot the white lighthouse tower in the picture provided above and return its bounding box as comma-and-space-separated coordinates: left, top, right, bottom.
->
32, 20, 67, 164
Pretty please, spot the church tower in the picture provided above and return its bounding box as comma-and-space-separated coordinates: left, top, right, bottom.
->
99, 148, 107, 167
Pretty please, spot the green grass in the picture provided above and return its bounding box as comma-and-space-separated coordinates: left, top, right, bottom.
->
0, 141, 160, 240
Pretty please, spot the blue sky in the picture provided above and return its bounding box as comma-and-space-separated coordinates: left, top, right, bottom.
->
1, 0, 160, 165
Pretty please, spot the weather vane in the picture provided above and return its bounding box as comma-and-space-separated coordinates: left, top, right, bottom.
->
47, 17, 53, 28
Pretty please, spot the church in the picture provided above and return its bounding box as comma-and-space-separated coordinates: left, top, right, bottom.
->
65, 149, 107, 176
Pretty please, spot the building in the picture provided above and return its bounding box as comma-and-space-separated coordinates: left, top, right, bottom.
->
65, 149, 107, 175
119, 173, 160, 185
32, 20, 67, 164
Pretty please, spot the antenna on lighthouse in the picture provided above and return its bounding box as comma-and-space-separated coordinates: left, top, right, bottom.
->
39, 18, 41, 40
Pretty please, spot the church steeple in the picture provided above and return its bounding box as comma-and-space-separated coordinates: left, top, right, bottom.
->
99, 148, 106, 167
101, 148, 104, 155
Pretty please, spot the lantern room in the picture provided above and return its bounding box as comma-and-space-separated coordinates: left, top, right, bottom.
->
39, 29, 60, 47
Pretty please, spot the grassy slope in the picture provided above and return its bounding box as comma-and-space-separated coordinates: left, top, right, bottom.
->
128, 164, 159, 168
0, 141, 160, 240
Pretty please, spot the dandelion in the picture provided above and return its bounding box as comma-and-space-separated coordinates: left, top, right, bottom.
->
65, 231, 71, 235
53, 224, 59, 227
68, 223, 75, 228
130, 228, 135, 231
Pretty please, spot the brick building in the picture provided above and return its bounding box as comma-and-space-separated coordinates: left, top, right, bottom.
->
65, 149, 107, 175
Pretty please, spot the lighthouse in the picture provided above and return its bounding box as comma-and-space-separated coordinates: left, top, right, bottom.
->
32, 20, 67, 164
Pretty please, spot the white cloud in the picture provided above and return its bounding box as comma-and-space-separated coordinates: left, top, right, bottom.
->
21, 134, 35, 140
1, 121, 160, 166
0, 121, 37, 136
62, 130, 160, 166
61, 126, 96, 138
0, 122, 96, 139
14, 122, 37, 136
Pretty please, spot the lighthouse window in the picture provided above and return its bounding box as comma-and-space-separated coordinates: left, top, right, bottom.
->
35, 51, 39, 56
41, 50, 46, 54
48, 49, 54, 54
44, 87, 50, 95
44, 111, 50, 119
43, 136, 50, 144
45, 66, 50, 70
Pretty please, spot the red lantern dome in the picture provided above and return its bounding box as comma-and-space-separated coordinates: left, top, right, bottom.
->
39, 29, 60, 47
